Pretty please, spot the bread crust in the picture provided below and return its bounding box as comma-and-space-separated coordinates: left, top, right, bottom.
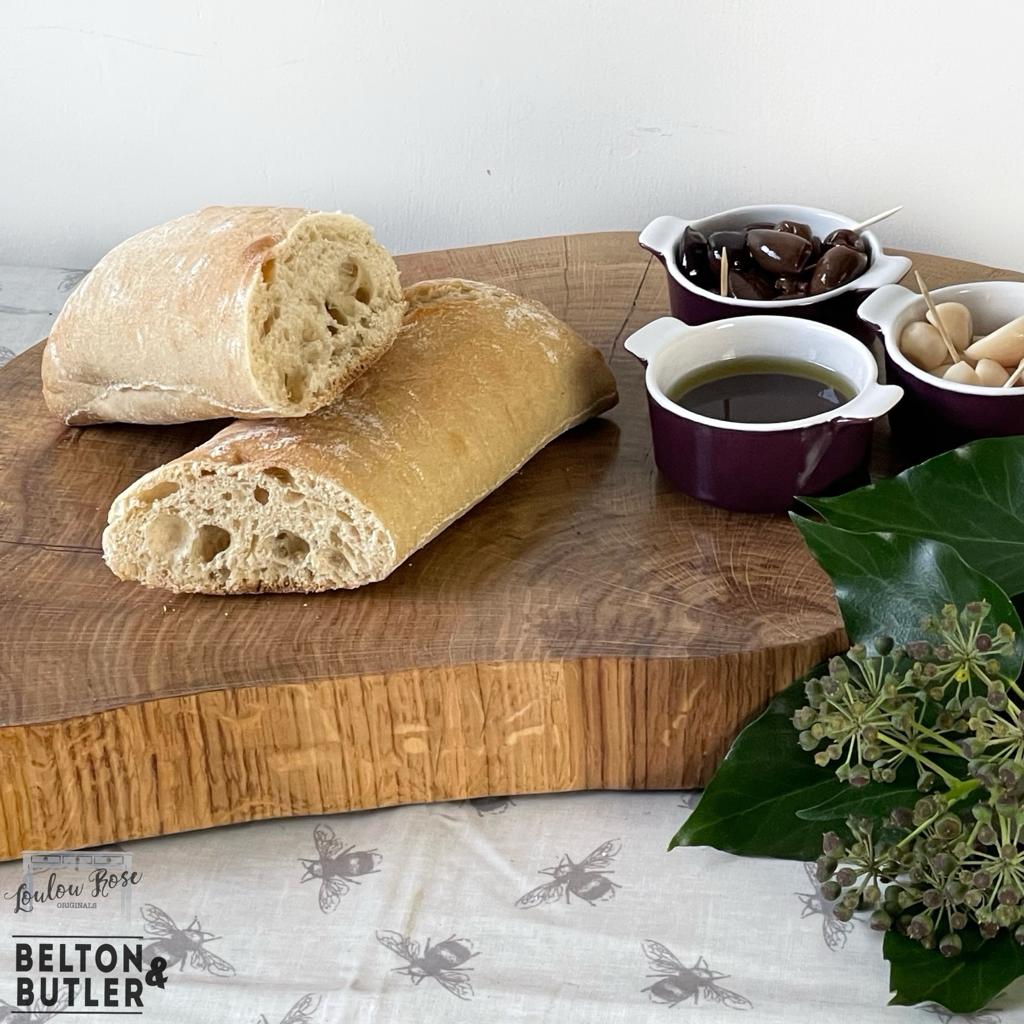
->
42, 206, 404, 425
102, 279, 619, 593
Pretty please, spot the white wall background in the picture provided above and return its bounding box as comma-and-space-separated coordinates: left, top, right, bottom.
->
1, 1, 1021, 270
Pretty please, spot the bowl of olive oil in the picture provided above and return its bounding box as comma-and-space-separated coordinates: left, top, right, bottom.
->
666, 356, 854, 424
624, 316, 902, 512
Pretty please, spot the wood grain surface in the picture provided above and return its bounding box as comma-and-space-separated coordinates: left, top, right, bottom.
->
1, 234, 1018, 860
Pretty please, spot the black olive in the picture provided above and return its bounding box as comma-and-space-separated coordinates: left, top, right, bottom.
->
747, 228, 814, 275
707, 230, 751, 276
808, 246, 869, 295
823, 228, 867, 253
678, 226, 709, 282
775, 275, 809, 298
729, 269, 776, 301
774, 220, 814, 243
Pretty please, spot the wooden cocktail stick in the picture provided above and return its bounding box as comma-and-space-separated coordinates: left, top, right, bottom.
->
849, 206, 903, 233
915, 271, 963, 365
1004, 357, 1024, 388
720, 247, 729, 297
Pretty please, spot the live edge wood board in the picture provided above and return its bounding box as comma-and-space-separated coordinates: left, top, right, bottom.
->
1, 234, 1020, 861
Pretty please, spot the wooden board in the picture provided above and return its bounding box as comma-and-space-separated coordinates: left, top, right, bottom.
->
1, 234, 1019, 861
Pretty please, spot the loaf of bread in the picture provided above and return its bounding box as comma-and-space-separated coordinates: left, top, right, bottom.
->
42, 206, 404, 425
102, 279, 618, 593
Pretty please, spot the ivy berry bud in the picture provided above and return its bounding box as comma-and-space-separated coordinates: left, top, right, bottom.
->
874, 635, 894, 656
870, 909, 893, 931
822, 832, 844, 856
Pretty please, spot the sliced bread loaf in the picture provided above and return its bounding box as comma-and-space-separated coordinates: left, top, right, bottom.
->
102, 279, 618, 593
42, 206, 404, 424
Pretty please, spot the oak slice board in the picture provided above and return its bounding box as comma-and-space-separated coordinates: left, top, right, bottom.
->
1, 233, 1017, 860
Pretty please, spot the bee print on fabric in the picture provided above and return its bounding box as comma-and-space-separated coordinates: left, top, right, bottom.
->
640, 941, 752, 1010
469, 796, 516, 816
300, 823, 382, 914
516, 839, 621, 908
376, 931, 478, 1000
794, 861, 854, 951
57, 270, 87, 293
923, 1006, 1002, 1024
254, 994, 322, 1024
0, 995, 68, 1023
140, 904, 235, 977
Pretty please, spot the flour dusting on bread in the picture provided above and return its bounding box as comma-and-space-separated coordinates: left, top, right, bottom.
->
42, 206, 405, 425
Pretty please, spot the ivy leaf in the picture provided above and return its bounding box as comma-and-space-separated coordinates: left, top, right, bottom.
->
884, 928, 1024, 1013
674, 527, 1023, 861
803, 437, 1024, 596
791, 519, 1024, 678
795, 784, 919, 822
671, 669, 845, 860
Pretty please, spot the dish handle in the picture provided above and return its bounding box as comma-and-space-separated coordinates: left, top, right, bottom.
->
638, 216, 688, 262
623, 316, 687, 365
856, 283, 915, 333
854, 252, 912, 293
834, 382, 904, 423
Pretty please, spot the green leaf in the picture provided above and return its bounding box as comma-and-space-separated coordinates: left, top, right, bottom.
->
795, 785, 919, 822
671, 669, 846, 859
791, 519, 1024, 678
803, 436, 1024, 596
884, 928, 1024, 1013
674, 527, 1024, 861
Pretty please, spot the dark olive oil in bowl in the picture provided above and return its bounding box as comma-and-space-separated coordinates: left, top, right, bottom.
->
666, 357, 854, 424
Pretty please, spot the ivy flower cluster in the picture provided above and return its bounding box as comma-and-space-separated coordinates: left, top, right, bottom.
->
793, 602, 1024, 955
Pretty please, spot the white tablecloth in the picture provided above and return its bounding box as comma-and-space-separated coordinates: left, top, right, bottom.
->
1, 269, 1021, 1023
2, 792, 1020, 1022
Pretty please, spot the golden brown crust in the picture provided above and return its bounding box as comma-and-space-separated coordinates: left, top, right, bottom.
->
42, 206, 403, 425
102, 279, 619, 593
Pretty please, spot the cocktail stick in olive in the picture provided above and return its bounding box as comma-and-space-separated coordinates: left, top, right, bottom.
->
807, 245, 868, 295
746, 229, 814, 275
707, 230, 750, 275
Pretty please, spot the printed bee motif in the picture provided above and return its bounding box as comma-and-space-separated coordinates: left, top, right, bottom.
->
57, 270, 87, 293
300, 823, 382, 914
376, 931, 478, 1000
794, 861, 854, 951
641, 941, 752, 1010
255, 994, 322, 1024
469, 796, 516, 816
0, 995, 68, 1023
516, 839, 621, 908
923, 1005, 1002, 1024
141, 903, 236, 977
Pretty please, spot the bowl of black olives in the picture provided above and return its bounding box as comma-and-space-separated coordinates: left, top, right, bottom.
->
639, 204, 910, 334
